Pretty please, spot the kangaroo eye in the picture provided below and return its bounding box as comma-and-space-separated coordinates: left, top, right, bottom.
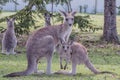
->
63, 46, 65, 49
67, 46, 69, 49
66, 18, 68, 21
71, 18, 74, 20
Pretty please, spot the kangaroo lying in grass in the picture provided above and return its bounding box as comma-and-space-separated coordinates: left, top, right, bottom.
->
2, 18, 17, 55
3, 11, 76, 77
57, 41, 115, 75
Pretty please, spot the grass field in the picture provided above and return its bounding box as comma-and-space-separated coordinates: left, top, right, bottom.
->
0, 12, 120, 80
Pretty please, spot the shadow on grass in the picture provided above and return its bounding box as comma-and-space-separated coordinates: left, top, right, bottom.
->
32, 73, 96, 78
31, 71, 119, 79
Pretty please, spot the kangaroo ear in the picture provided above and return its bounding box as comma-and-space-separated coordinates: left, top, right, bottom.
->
12, 17, 16, 21
59, 10, 67, 17
59, 39, 65, 45
50, 13, 52, 17
44, 13, 47, 16
68, 40, 73, 45
6, 17, 9, 21
71, 11, 77, 16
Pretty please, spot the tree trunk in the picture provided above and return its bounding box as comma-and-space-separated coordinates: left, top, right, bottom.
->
65, 0, 70, 12
14, 0, 18, 11
94, 0, 97, 14
65, 0, 72, 12
68, 0, 72, 12
103, 0, 119, 44
51, 0, 54, 14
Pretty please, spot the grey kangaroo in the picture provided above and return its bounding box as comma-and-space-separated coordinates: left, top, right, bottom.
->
58, 41, 114, 75
4, 11, 76, 77
2, 18, 17, 55
44, 13, 52, 27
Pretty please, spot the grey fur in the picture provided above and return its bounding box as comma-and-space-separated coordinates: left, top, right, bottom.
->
59, 41, 99, 75
2, 18, 17, 55
44, 13, 52, 27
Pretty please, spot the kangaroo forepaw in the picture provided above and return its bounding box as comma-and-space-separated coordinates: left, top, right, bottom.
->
64, 66, 67, 70
60, 65, 64, 69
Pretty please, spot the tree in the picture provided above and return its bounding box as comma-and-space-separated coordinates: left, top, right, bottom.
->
102, 0, 119, 44
56, 0, 72, 12
65, 0, 72, 12
116, 6, 120, 15
0, 0, 18, 13
0, 0, 9, 12
0, 0, 51, 35
94, 0, 97, 14
0, 0, 73, 36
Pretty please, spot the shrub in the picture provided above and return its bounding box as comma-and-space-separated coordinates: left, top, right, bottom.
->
74, 15, 102, 32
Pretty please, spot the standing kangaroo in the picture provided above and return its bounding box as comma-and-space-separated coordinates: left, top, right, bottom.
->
44, 13, 52, 27
2, 18, 17, 55
4, 11, 76, 77
58, 41, 114, 75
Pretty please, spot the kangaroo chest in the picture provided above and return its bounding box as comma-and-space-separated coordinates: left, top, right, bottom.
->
63, 27, 72, 41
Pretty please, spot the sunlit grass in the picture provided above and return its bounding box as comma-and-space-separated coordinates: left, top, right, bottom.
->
0, 11, 16, 18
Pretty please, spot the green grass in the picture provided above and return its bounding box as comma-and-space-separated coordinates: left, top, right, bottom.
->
0, 12, 16, 28
0, 11, 16, 19
0, 12, 120, 80
0, 45, 120, 80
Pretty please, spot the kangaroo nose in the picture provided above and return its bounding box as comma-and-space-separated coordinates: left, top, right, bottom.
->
69, 24, 72, 26
64, 50, 67, 52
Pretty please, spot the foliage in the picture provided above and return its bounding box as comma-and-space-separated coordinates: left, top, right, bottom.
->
0, 0, 44, 36
14, 11, 35, 36
74, 15, 102, 32
0, 26, 5, 33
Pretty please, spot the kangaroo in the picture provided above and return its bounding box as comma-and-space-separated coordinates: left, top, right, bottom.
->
56, 41, 70, 70
44, 13, 52, 27
1, 18, 17, 55
3, 11, 76, 77
58, 41, 114, 75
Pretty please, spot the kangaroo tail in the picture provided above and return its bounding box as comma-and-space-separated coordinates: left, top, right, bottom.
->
84, 59, 99, 74
99, 71, 118, 75
84, 59, 117, 75
3, 55, 36, 77
3, 71, 29, 77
